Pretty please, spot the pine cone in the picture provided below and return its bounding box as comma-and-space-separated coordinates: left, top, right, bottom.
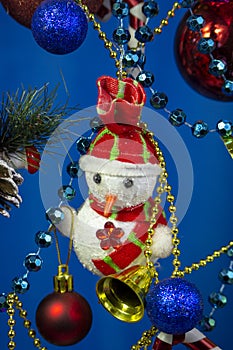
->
0, 160, 24, 218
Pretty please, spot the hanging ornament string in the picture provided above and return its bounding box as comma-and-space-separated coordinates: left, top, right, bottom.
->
52, 205, 75, 267
3, 209, 75, 350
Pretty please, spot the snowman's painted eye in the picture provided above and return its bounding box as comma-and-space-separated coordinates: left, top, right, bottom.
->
123, 178, 134, 188
93, 173, 101, 184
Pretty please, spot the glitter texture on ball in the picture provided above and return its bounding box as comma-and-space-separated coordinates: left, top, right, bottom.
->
1, 0, 43, 28
31, 0, 88, 54
146, 278, 204, 334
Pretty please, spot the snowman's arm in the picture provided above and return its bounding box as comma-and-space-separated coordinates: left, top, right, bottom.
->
151, 224, 173, 259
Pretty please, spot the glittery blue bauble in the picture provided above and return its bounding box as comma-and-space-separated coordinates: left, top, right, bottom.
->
31, 0, 88, 54
146, 278, 204, 334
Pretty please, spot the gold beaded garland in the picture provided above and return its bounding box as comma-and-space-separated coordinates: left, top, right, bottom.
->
2, 2, 231, 349
6, 293, 46, 349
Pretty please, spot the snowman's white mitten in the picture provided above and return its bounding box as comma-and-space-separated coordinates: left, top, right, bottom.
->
55, 205, 77, 238
151, 224, 173, 259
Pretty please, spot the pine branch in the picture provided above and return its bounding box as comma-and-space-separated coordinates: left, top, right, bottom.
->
0, 84, 77, 153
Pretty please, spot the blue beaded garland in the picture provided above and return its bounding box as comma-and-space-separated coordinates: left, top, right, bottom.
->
179, 0, 196, 8
112, 1, 129, 18
222, 80, 233, 96
113, 27, 131, 45
209, 59, 227, 77
216, 120, 232, 137
12, 277, 30, 294
169, 109, 187, 126
76, 137, 91, 155
199, 316, 216, 332
135, 25, 153, 43
0, 293, 9, 312
208, 292, 227, 309
218, 268, 233, 285
150, 92, 168, 109
31, 0, 88, 55
35, 231, 52, 248
24, 254, 43, 272
58, 185, 76, 201
67, 161, 83, 178
146, 278, 204, 334
186, 15, 205, 32
227, 247, 233, 259
46, 207, 64, 224
122, 50, 145, 68
90, 116, 103, 132
197, 37, 215, 54
136, 71, 154, 87
142, 1, 159, 18
191, 121, 209, 138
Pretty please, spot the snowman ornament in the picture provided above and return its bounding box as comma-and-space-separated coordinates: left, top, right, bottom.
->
58, 76, 173, 276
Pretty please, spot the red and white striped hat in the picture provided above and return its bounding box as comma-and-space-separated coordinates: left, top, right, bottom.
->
80, 76, 161, 177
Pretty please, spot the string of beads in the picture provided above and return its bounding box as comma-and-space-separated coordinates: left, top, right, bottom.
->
0, 152, 82, 349
77, 0, 232, 150
199, 247, 233, 332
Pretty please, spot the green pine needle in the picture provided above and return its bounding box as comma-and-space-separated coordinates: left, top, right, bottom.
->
0, 84, 77, 153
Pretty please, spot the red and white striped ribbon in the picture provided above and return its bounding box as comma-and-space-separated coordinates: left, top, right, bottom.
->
124, 0, 146, 49
153, 328, 222, 350
97, 0, 146, 48
96, 0, 114, 22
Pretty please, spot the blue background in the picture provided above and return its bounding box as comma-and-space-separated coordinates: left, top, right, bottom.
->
0, 1, 232, 349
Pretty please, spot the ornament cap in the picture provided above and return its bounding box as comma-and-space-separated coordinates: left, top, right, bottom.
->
53, 264, 73, 293
220, 136, 233, 159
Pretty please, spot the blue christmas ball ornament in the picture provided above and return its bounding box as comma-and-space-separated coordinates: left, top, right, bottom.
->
146, 278, 204, 334
31, 0, 88, 54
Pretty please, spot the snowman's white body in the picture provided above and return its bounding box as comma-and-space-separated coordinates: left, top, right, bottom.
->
64, 200, 143, 275
58, 159, 173, 276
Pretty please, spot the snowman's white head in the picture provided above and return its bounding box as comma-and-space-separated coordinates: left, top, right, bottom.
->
80, 155, 161, 214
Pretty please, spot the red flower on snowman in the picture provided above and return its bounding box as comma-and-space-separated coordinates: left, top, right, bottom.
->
96, 221, 124, 251
58, 76, 173, 276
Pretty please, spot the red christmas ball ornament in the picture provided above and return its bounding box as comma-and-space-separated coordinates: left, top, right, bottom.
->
36, 291, 92, 346
1, 0, 43, 28
36, 265, 92, 346
25, 146, 41, 174
174, 0, 233, 101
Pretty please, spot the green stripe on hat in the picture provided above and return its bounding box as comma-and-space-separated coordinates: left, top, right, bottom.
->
89, 127, 119, 160
116, 80, 126, 99
139, 134, 151, 163
103, 256, 121, 272
89, 128, 113, 153
109, 133, 119, 160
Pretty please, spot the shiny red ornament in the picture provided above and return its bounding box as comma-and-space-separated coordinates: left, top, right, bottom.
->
25, 146, 41, 174
1, 0, 43, 28
174, 0, 233, 101
36, 291, 92, 346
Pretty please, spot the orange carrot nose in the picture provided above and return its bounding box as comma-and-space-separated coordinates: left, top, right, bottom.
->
104, 194, 117, 217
